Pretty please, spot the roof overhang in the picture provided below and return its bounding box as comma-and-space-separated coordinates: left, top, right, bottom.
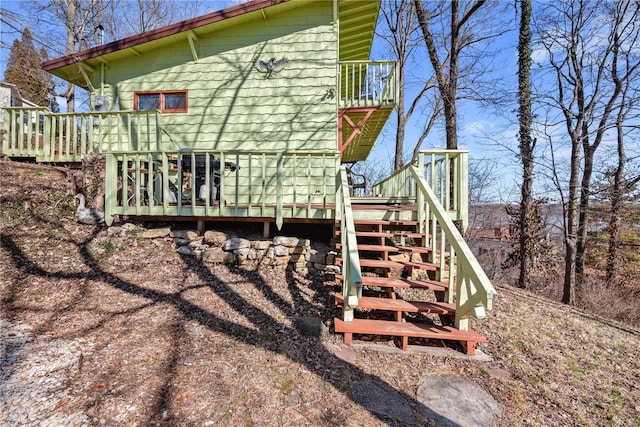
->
338, 0, 380, 61
42, 0, 381, 89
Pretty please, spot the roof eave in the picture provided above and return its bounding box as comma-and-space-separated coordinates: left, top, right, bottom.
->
42, 0, 287, 72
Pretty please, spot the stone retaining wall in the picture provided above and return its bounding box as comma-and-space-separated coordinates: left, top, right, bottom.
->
123, 226, 339, 275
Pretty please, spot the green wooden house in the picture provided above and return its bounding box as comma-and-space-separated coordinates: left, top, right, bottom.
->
2, 0, 495, 354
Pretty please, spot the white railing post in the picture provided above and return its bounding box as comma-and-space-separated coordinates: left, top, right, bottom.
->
338, 166, 362, 321
458, 151, 469, 231
104, 153, 116, 226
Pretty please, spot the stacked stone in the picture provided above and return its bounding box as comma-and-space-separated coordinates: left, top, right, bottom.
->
135, 227, 339, 274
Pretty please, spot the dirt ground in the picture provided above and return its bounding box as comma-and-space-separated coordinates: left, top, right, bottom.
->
1, 160, 639, 426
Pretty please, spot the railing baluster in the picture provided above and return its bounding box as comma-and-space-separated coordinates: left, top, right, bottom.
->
306, 154, 312, 217
190, 151, 196, 208
121, 154, 128, 208
218, 151, 224, 216
261, 153, 266, 216
276, 152, 283, 229
234, 152, 239, 216
247, 153, 253, 216
292, 153, 297, 215
42, 113, 50, 161
323, 154, 329, 215
161, 152, 169, 210
447, 246, 456, 304
137, 113, 142, 151
26, 111, 33, 154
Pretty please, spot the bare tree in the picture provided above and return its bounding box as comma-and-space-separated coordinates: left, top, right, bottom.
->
412, 0, 491, 150
605, 1, 640, 285
31, 0, 110, 112
377, 0, 441, 170
606, 92, 640, 284
102, 0, 205, 40
515, 0, 535, 289
534, 0, 640, 304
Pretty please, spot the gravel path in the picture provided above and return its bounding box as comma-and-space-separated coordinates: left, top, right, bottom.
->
1, 320, 92, 427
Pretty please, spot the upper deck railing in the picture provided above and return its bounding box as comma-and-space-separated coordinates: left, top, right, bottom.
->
2, 107, 163, 162
339, 61, 397, 109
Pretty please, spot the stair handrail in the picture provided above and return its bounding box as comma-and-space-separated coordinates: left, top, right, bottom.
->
337, 166, 362, 320
410, 166, 496, 329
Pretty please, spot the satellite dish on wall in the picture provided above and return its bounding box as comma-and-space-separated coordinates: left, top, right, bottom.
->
94, 96, 110, 112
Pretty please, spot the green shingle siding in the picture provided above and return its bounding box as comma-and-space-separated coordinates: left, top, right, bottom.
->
96, 1, 337, 154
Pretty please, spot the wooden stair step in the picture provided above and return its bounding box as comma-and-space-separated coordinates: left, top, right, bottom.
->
350, 219, 419, 226
334, 275, 448, 292
335, 230, 425, 239
336, 258, 405, 269
403, 277, 450, 292
401, 261, 443, 271
334, 294, 455, 315
335, 243, 400, 253
398, 246, 434, 254
334, 318, 486, 355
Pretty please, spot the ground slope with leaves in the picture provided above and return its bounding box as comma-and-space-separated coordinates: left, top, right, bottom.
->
1, 160, 638, 426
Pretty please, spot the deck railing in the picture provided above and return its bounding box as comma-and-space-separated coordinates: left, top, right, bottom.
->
336, 166, 363, 321
372, 150, 495, 331
2, 107, 51, 158
339, 61, 397, 108
104, 149, 339, 227
372, 150, 469, 229
2, 107, 163, 162
410, 166, 496, 330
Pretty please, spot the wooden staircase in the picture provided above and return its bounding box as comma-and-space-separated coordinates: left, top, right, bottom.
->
333, 208, 487, 355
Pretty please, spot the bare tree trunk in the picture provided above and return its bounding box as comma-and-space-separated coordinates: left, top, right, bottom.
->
64, 0, 76, 112
575, 147, 595, 275
517, 0, 533, 289
605, 15, 639, 284
378, 0, 431, 172
606, 113, 625, 285
395, 68, 406, 171
563, 143, 580, 305
563, 236, 577, 304
413, 0, 486, 151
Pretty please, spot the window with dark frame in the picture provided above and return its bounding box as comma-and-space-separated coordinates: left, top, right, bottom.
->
134, 90, 188, 113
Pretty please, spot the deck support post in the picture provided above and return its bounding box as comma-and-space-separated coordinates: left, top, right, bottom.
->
263, 221, 270, 239
197, 220, 205, 235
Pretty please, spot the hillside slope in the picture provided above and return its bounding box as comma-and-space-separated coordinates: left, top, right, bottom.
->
1, 160, 638, 426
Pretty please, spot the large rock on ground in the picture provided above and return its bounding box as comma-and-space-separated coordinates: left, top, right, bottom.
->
417, 376, 502, 427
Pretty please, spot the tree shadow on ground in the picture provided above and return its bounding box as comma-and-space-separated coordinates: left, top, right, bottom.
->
0, 230, 460, 426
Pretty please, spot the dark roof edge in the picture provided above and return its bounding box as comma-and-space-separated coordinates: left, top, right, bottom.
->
42, 0, 287, 71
